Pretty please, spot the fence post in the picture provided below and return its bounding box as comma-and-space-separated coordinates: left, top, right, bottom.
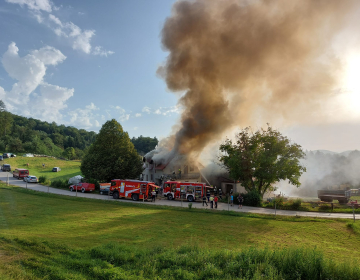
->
275, 201, 277, 217
353, 205, 355, 222
76, 185, 77, 197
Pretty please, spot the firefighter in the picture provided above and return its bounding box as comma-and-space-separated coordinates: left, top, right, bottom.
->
202, 195, 208, 207
178, 168, 181, 179
151, 188, 156, 202
206, 190, 210, 202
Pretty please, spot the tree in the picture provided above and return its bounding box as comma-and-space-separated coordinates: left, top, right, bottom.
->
131, 135, 158, 155
63, 147, 76, 160
81, 119, 143, 182
219, 125, 306, 197
0, 100, 13, 136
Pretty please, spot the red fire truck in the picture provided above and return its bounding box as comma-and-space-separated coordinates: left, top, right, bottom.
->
110, 179, 157, 201
163, 181, 212, 202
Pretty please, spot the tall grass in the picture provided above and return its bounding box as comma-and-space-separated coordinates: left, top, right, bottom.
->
2, 237, 360, 280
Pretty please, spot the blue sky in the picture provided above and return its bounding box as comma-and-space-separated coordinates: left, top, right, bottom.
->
1, 0, 360, 152
0, 0, 179, 139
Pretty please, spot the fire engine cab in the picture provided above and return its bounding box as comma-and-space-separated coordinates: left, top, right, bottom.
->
110, 179, 157, 201
163, 181, 212, 202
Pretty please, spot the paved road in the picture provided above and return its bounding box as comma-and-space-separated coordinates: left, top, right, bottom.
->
0, 171, 357, 220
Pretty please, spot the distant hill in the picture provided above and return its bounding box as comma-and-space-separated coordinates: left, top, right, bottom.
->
311, 150, 338, 155
0, 112, 97, 159
310, 150, 359, 156
0, 110, 158, 159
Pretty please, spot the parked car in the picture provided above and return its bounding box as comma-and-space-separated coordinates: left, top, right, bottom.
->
13, 169, 29, 179
10, 154, 16, 157
52, 167, 61, 172
2, 164, 11, 172
23, 176, 39, 183
99, 183, 111, 195
0, 156, 3, 161
69, 183, 95, 193
3, 153, 10, 159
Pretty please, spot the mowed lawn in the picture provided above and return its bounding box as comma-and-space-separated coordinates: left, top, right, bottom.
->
1, 184, 360, 263
1, 156, 81, 182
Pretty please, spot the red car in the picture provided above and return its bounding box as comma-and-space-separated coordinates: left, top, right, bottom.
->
69, 183, 95, 193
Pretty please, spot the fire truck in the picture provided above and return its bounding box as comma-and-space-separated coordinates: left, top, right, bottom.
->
110, 179, 157, 201
163, 181, 212, 202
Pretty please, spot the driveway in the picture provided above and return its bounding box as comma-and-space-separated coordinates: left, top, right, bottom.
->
0, 171, 357, 220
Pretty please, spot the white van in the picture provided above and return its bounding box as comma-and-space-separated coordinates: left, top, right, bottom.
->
52, 167, 61, 172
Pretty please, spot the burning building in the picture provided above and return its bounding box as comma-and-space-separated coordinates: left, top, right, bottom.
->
141, 153, 205, 186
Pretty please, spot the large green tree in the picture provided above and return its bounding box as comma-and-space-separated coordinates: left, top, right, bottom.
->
81, 119, 143, 182
219, 126, 306, 197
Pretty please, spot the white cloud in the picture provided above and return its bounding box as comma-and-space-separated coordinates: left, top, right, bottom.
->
135, 113, 141, 117
7, 0, 111, 56
1, 42, 72, 122
142, 106, 151, 114
48, 15, 95, 54
48, 13, 61, 26
32, 82, 74, 121
68, 103, 100, 129
6, 0, 52, 12
141, 105, 180, 116
86, 102, 99, 110
93, 46, 114, 57
112, 105, 130, 122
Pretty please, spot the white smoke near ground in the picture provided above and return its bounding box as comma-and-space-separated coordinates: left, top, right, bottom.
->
277, 150, 360, 197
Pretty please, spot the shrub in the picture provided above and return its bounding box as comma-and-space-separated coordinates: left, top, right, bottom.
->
290, 198, 302, 210
50, 179, 70, 189
38, 176, 47, 184
242, 190, 262, 207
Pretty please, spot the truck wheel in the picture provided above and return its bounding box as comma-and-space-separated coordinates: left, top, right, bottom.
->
70, 187, 74, 192
113, 191, 119, 199
81, 188, 85, 193
167, 194, 173, 200
187, 196, 194, 202
132, 194, 139, 201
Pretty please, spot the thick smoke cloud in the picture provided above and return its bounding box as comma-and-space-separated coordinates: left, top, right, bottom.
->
278, 151, 360, 197
158, 0, 357, 159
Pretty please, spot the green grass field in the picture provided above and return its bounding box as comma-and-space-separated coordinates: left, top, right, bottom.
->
1, 156, 81, 182
1, 184, 360, 279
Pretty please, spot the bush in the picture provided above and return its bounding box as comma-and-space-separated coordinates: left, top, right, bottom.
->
242, 190, 262, 207
50, 179, 70, 189
38, 176, 47, 184
290, 198, 302, 210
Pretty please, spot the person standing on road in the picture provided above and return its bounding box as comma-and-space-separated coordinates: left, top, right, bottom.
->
151, 189, 156, 202
238, 194, 243, 209
202, 195, 208, 207
206, 190, 210, 203
210, 195, 214, 209
214, 196, 218, 209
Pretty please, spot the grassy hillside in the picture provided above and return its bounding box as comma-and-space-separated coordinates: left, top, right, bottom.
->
1, 156, 81, 182
0, 184, 360, 279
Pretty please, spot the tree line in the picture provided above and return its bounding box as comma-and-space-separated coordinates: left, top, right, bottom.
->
0, 100, 158, 159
